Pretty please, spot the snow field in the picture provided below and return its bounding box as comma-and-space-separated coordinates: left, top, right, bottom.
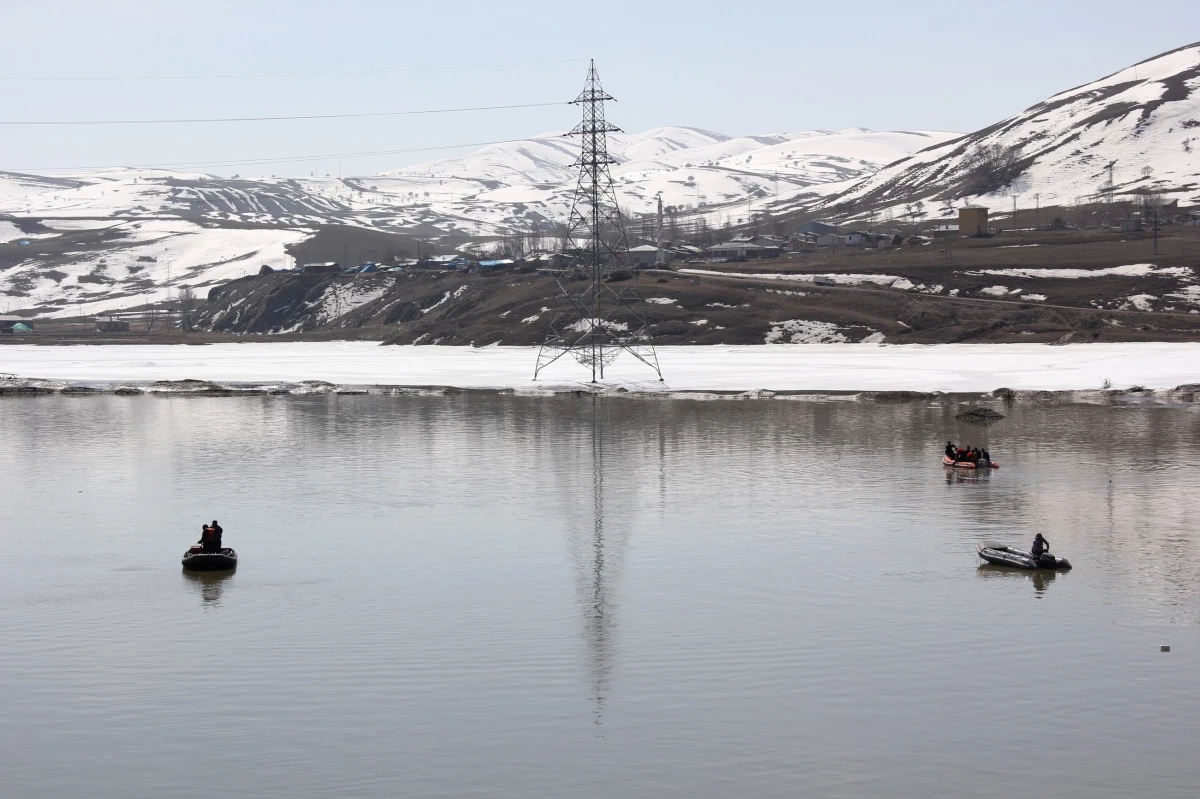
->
4, 341, 1199, 392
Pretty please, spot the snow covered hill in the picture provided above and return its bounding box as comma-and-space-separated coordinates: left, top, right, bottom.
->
828, 42, 1200, 216
370, 126, 953, 228
1, 127, 952, 317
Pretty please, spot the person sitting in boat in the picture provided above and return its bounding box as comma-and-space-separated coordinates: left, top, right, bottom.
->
980, 448, 991, 463
198, 524, 217, 553
1031, 533, 1049, 559
945, 440, 956, 459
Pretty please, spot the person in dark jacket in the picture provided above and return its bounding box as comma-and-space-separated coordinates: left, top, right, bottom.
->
210, 520, 223, 550
1031, 533, 1048, 559
945, 441, 956, 459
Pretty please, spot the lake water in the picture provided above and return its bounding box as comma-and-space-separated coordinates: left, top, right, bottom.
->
2, 393, 1198, 798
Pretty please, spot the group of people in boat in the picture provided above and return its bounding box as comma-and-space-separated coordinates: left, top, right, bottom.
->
196, 520, 224, 553
945, 441, 990, 465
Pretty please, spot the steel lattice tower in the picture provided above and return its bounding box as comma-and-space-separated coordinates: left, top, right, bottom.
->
534, 60, 663, 383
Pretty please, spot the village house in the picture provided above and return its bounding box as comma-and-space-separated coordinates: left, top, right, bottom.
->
302, 262, 341, 273
959, 206, 989, 236
795, 220, 838, 236
0, 314, 34, 334
707, 234, 783, 260
628, 244, 669, 267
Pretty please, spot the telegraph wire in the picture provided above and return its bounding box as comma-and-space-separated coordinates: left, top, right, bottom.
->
6, 137, 563, 173
0, 101, 567, 126
0, 58, 587, 82
612, 99, 674, 128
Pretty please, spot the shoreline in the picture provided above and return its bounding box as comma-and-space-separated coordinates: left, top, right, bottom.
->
3, 378, 1198, 407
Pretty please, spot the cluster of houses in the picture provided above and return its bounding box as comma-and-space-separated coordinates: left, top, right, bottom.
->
634, 208, 996, 264
270, 207, 1002, 277
281, 251, 577, 278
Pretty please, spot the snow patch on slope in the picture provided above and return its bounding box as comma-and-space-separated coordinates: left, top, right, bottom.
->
973, 264, 1193, 279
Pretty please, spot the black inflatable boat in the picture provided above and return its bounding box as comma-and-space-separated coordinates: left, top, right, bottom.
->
977, 542, 1071, 570
182, 547, 238, 571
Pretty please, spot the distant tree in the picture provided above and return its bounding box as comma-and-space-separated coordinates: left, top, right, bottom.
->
666, 206, 681, 241
961, 144, 1025, 196
554, 222, 572, 253
177, 286, 197, 332
1140, 190, 1166, 220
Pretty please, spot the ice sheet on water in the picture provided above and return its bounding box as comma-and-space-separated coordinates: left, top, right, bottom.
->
4, 341, 1200, 392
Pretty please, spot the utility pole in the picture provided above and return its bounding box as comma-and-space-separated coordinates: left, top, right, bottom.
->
1107, 161, 1116, 228
1033, 193, 1040, 230
534, 60, 662, 383
1153, 207, 1160, 254
1011, 194, 1018, 231
656, 194, 664, 266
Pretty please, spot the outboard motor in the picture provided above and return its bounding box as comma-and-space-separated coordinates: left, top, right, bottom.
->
1038, 553, 1057, 568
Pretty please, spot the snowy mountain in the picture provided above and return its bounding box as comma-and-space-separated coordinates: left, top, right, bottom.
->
828, 42, 1200, 215
1, 127, 951, 317
370, 127, 953, 227
8, 38, 1200, 322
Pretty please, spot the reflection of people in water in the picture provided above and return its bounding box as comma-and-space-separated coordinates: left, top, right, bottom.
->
184, 570, 233, 603
1031, 570, 1056, 594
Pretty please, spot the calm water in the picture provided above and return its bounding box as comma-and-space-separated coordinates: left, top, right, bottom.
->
2, 393, 1199, 798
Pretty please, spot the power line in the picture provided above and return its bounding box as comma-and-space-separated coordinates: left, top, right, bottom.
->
8, 137, 561, 173
0, 58, 587, 82
613, 99, 673, 127
0, 100, 565, 126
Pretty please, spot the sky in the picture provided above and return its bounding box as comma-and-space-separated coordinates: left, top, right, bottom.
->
0, 0, 1195, 178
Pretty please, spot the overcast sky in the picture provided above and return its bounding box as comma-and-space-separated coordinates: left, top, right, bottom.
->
0, 0, 1194, 177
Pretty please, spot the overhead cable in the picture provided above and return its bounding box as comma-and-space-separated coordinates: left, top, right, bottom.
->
0, 58, 586, 82
8, 137, 561, 173
0, 101, 566, 126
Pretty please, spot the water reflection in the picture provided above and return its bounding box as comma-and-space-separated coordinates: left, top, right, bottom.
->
182, 569, 235, 604
944, 466, 993, 485
4, 395, 1200, 798
565, 396, 625, 726
976, 564, 1060, 595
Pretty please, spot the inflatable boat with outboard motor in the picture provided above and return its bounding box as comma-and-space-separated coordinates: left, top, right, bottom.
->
944, 455, 999, 469
182, 546, 237, 571
977, 542, 1070, 570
